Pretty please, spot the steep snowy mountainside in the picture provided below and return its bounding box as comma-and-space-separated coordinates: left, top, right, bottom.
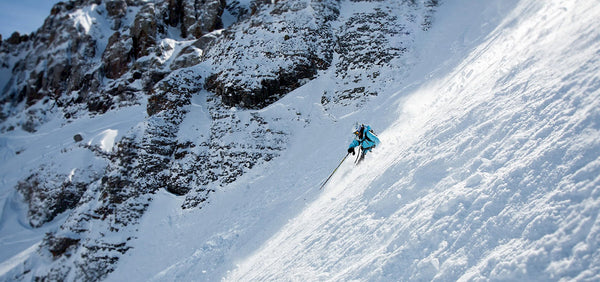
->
205, 0, 437, 111
224, 0, 600, 280
7, 0, 599, 280
101, 0, 600, 280
1, 0, 437, 280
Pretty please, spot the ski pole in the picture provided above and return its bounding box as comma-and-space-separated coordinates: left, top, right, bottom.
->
320, 153, 350, 190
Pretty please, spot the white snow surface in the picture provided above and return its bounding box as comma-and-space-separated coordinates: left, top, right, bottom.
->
0, 104, 147, 267
111, 0, 600, 280
2, 0, 600, 280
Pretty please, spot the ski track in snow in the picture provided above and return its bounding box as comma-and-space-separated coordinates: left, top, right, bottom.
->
1, 0, 600, 280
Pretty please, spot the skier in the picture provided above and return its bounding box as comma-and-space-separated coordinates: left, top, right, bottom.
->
347, 124, 380, 164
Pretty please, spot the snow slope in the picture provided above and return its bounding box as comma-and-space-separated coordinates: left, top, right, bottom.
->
1, 0, 599, 280
0, 104, 147, 265
106, 0, 600, 281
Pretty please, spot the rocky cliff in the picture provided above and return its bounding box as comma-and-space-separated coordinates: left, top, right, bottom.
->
0, 0, 437, 280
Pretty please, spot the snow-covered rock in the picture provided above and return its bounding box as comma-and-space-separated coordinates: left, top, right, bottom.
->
10, 0, 599, 281
204, 0, 339, 109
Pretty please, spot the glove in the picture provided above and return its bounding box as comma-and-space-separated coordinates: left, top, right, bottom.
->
348, 147, 355, 155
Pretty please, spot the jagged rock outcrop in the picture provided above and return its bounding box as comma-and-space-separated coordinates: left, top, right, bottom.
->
131, 4, 159, 58
16, 165, 100, 228
180, 94, 287, 208
21, 70, 200, 281
321, 0, 438, 111
164, 0, 226, 38
169, 36, 210, 70
0, 0, 227, 126
204, 0, 339, 109
183, 0, 226, 38
102, 31, 133, 79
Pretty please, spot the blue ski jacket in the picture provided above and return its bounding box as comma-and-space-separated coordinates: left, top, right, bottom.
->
348, 125, 380, 152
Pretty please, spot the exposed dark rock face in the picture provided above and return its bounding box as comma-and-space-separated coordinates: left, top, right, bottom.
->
182, 0, 226, 38
164, 0, 226, 38
181, 94, 287, 208
205, 62, 319, 109
203, 0, 339, 109
131, 4, 159, 59
16, 165, 100, 228
321, 0, 438, 111
102, 31, 133, 79
0, 0, 233, 278
5, 32, 30, 45
105, 0, 128, 29
46, 234, 81, 258
1, 2, 105, 117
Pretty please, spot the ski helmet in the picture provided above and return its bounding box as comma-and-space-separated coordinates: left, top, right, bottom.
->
353, 124, 365, 138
